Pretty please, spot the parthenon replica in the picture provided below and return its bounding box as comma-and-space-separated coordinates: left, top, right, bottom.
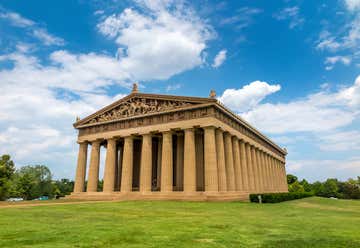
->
68, 84, 288, 201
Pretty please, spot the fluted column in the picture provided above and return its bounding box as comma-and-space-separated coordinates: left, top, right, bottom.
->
176, 134, 184, 191
121, 136, 133, 192
272, 157, 278, 192
282, 162, 288, 192
103, 138, 117, 192
268, 155, 274, 191
183, 129, 196, 193
246, 143, 255, 192
239, 140, 248, 191
262, 152, 269, 192
224, 133, 235, 191
281, 162, 286, 191
140, 134, 152, 193
204, 126, 219, 192
161, 131, 173, 192
87, 140, 101, 192
215, 129, 227, 192
251, 146, 260, 192
73, 142, 88, 193
232, 137, 242, 191
257, 149, 264, 192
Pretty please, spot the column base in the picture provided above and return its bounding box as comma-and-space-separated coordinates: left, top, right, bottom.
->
65, 191, 250, 202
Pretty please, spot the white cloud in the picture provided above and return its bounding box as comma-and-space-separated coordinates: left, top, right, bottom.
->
97, 0, 214, 80
273, 6, 304, 29
0, 11, 34, 27
316, 33, 341, 51
212, 49, 227, 68
32, 29, 65, 46
324, 55, 351, 70
220, 7, 262, 29
0, 50, 131, 178
319, 131, 360, 151
287, 158, 360, 182
239, 76, 360, 134
218, 81, 281, 112
0, 10, 64, 47
337, 75, 360, 107
345, 0, 360, 10
166, 83, 182, 91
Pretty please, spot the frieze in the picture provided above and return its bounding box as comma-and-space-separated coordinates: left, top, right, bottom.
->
78, 106, 212, 137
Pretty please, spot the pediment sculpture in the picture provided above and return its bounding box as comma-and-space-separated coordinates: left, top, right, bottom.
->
86, 97, 195, 124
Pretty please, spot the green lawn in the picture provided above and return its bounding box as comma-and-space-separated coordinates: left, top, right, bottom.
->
0, 197, 359, 247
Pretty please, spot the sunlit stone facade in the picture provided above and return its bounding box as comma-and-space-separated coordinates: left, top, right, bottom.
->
68, 84, 288, 201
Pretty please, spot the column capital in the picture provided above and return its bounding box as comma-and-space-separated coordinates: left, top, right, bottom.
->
183, 127, 195, 132
77, 140, 89, 145
202, 125, 217, 130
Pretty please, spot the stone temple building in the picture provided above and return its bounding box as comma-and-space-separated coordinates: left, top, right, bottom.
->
68, 84, 288, 201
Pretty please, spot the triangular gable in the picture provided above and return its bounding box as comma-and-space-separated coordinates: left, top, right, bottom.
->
75, 93, 215, 127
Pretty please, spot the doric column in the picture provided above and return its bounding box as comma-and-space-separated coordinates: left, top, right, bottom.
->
224, 133, 235, 191
246, 143, 255, 192
140, 134, 152, 193
272, 157, 279, 192
87, 140, 101, 192
282, 162, 288, 192
176, 134, 184, 191
215, 129, 227, 192
239, 140, 248, 191
256, 149, 264, 192
73, 141, 88, 193
121, 136, 133, 192
232, 137, 242, 191
183, 129, 196, 193
281, 162, 286, 191
161, 131, 173, 192
251, 146, 260, 192
204, 126, 219, 192
103, 138, 117, 192
267, 155, 274, 191
156, 137, 162, 189
262, 152, 269, 192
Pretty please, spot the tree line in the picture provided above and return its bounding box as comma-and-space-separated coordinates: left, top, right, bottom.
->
1, 154, 360, 200
287, 174, 360, 199
0, 155, 73, 200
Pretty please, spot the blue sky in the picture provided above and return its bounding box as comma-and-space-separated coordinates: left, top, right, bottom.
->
0, 0, 359, 182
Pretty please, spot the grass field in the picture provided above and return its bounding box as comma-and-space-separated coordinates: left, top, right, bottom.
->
0, 197, 359, 247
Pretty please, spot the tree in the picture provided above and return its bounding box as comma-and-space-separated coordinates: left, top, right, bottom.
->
321, 178, 338, 197
15, 165, 54, 200
299, 179, 312, 192
287, 174, 298, 185
53, 179, 74, 198
288, 181, 305, 193
0, 155, 15, 200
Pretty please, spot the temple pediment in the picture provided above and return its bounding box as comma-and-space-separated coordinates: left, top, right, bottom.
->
75, 93, 215, 127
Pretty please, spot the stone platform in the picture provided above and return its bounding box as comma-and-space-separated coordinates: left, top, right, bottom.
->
65, 191, 250, 202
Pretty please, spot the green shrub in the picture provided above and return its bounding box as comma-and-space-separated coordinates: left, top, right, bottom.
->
249, 192, 314, 203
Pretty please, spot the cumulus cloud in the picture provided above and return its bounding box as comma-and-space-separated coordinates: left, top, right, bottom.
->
0, 0, 214, 178
218, 81, 281, 112
212, 49, 227, 68
239, 76, 360, 134
97, 0, 214, 80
